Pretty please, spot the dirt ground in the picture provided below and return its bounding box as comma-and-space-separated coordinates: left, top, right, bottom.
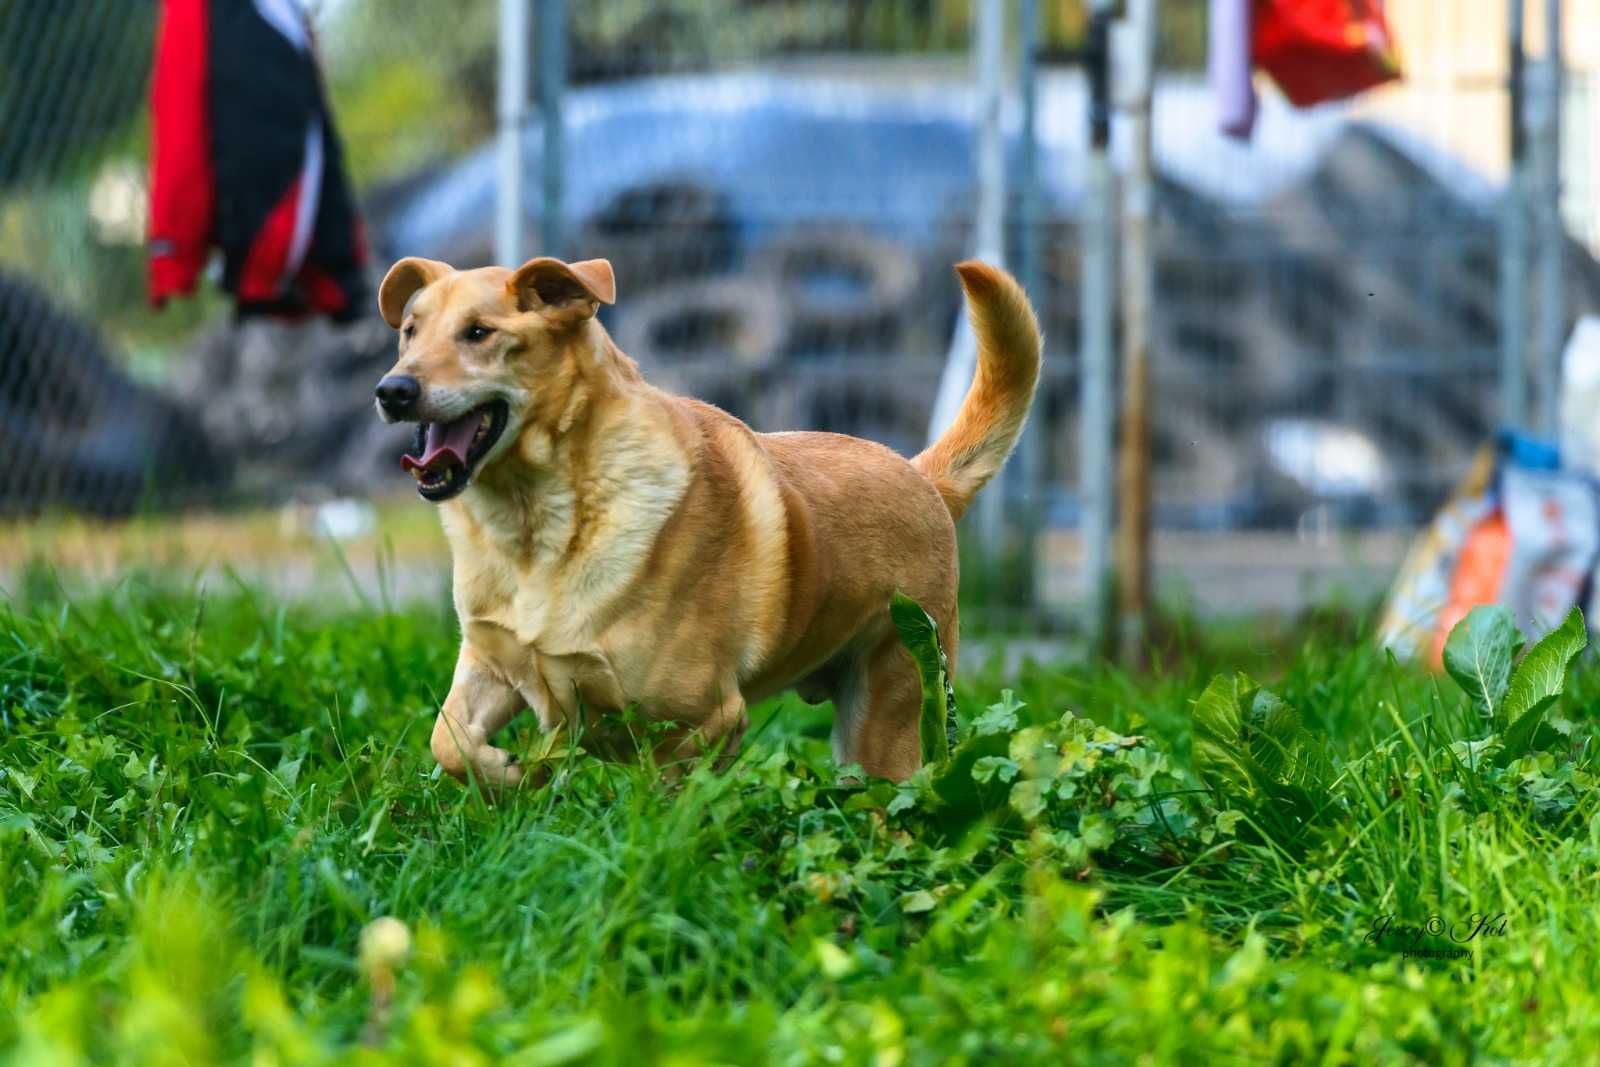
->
3, 501, 1409, 652
1035, 528, 1409, 618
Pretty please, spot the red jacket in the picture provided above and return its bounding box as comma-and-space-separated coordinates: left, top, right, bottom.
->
147, 0, 368, 319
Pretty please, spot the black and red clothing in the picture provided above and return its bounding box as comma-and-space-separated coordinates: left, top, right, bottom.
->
148, 0, 368, 319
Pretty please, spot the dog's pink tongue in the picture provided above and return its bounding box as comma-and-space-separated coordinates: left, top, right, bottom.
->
401, 412, 480, 472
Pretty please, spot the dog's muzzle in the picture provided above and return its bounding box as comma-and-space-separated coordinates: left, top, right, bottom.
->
375, 374, 421, 420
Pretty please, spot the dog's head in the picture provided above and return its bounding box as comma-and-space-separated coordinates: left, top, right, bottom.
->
373, 255, 616, 502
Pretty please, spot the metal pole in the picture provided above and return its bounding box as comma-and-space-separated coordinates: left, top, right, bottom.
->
1014, 0, 1043, 604
537, 0, 566, 258
1079, 2, 1117, 652
495, 0, 528, 266
928, 0, 1006, 548
971, 0, 1006, 548
1500, 0, 1528, 428
1534, 0, 1564, 435
973, 0, 1004, 267
1018, 0, 1040, 303
1114, 0, 1155, 664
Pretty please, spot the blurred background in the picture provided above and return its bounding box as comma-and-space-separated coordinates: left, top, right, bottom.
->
2, 0, 1597, 642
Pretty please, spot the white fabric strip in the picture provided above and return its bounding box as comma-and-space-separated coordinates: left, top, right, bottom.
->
253, 0, 310, 52
283, 116, 323, 288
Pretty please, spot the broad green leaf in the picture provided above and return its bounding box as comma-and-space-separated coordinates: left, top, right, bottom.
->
1191, 673, 1244, 741
1190, 673, 1324, 849
1008, 723, 1053, 763
1191, 673, 1255, 796
970, 755, 1019, 784
1496, 608, 1587, 767
929, 731, 1012, 822
898, 889, 937, 914
1078, 814, 1114, 851
812, 939, 856, 978
1247, 688, 1302, 780
971, 690, 1023, 736
1214, 810, 1244, 836
1008, 778, 1049, 821
1442, 605, 1521, 721
889, 591, 953, 766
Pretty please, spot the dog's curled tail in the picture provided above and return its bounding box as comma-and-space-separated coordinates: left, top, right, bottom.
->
913, 261, 1042, 520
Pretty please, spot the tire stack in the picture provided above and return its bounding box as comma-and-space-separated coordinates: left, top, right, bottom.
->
611, 212, 931, 446
1258, 128, 1500, 484
611, 276, 787, 427
172, 314, 413, 498
749, 228, 921, 357
1032, 127, 1600, 526
0, 272, 227, 516
579, 182, 738, 291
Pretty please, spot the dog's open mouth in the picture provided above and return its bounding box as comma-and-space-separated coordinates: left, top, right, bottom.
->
400, 400, 509, 502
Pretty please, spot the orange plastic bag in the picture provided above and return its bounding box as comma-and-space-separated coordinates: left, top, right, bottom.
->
1381, 446, 1600, 669
1254, 0, 1402, 107
1428, 512, 1511, 670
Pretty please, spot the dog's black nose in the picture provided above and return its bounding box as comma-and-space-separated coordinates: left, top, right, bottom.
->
375, 375, 420, 416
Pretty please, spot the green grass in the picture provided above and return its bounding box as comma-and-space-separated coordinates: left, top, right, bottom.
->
2, 572, 1598, 1065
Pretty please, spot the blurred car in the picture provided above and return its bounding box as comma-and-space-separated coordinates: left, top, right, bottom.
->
364, 68, 1596, 529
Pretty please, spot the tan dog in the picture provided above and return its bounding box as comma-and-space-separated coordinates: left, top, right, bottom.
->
373, 254, 1040, 785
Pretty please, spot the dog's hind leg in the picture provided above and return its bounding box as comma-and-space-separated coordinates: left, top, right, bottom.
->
834, 636, 925, 782
431, 648, 528, 789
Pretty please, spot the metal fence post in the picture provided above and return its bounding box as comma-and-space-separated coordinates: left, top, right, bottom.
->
1079, 1, 1118, 653
1534, 0, 1564, 436
971, 0, 1007, 549
928, 0, 1006, 550
537, 0, 566, 258
496, 0, 528, 267
1015, 0, 1043, 605
1018, 0, 1041, 305
1500, 0, 1528, 429
971, 0, 1004, 269
1114, 0, 1156, 664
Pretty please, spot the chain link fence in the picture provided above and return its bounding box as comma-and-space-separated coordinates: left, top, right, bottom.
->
3, 0, 1598, 614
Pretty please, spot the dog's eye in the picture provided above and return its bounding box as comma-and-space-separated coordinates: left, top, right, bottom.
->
462, 324, 494, 343
403, 323, 415, 341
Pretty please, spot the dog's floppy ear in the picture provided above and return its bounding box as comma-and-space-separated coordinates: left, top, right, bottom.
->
508, 257, 616, 325
378, 257, 452, 328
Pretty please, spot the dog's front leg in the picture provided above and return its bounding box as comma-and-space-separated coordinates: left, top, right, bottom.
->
653, 691, 749, 777
430, 647, 528, 789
